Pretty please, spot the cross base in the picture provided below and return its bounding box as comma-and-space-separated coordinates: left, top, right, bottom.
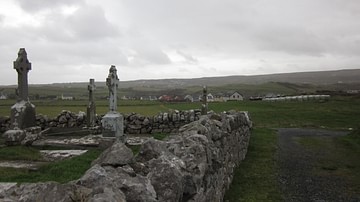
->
10, 100, 36, 129
101, 111, 125, 143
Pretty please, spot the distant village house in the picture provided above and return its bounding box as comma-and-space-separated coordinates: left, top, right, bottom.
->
60, 94, 74, 100
229, 92, 244, 101
184, 95, 194, 102
207, 93, 214, 102
0, 94, 7, 100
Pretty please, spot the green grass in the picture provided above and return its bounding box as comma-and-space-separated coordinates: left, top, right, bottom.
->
128, 145, 141, 155
0, 146, 42, 161
0, 149, 102, 183
224, 128, 282, 201
2, 97, 360, 130
152, 133, 169, 140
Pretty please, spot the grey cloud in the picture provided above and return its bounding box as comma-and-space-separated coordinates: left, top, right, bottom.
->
176, 50, 198, 64
119, 0, 360, 58
16, 0, 81, 12
10, 1, 119, 42
66, 5, 119, 40
130, 49, 171, 66
36, 5, 119, 42
128, 40, 171, 66
250, 25, 325, 56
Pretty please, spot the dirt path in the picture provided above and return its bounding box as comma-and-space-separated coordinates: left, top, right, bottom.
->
277, 128, 359, 202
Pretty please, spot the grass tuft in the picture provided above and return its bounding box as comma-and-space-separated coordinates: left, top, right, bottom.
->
152, 133, 169, 140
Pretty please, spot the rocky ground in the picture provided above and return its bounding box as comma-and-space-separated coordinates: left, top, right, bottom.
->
277, 128, 359, 202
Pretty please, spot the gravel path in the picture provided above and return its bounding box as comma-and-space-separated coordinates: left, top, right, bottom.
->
277, 128, 359, 202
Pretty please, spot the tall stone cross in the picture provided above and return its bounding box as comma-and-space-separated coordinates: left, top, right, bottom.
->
201, 85, 208, 115
10, 48, 36, 129
106, 65, 119, 112
87, 78, 96, 127
102, 65, 124, 142
88, 79, 96, 103
13, 48, 31, 101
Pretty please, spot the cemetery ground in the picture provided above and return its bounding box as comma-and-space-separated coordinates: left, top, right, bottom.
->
0, 96, 360, 201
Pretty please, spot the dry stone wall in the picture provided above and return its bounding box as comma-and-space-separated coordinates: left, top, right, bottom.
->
0, 111, 252, 202
1, 109, 203, 135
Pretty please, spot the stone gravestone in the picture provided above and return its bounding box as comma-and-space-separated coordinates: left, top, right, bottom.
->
10, 48, 36, 129
86, 78, 96, 127
201, 85, 208, 115
101, 65, 125, 142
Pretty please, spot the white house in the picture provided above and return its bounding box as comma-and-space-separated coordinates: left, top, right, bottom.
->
229, 92, 244, 101
184, 95, 194, 102
214, 93, 229, 102
61, 94, 74, 100
0, 94, 7, 100
207, 93, 214, 102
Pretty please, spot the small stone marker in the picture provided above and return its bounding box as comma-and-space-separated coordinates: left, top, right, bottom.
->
201, 85, 208, 115
87, 78, 96, 127
101, 65, 125, 142
10, 48, 36, 129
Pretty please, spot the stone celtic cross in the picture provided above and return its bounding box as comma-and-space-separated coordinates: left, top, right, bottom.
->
10, 48, 36, 129
88, 78, 96, 103
201, 85, 208, 115
106, 65, 119, 112
87, 78, 96, 127
13, 48, 31, 101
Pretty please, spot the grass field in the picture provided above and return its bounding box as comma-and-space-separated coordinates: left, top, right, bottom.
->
1, 97, 359, 130
0, 96, 359, 201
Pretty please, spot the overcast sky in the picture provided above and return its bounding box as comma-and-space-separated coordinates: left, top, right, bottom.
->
0, 0, 359, 85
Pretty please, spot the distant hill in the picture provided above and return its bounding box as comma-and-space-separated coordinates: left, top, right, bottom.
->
115, 69, 359, 89
43, 69, 360, 89
1, 69, 359, 99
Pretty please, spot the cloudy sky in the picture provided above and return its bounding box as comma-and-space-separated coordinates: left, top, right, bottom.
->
0, 0, 359, 85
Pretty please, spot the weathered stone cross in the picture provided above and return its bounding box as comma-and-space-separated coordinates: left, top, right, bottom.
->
10, 48, 36, 129
87, 78, 96, 127
201, 85, 208, 115
88, 78, 96, 103
102, 65, 124, 142
13, 48, 31, 101
106, 65, 119, 112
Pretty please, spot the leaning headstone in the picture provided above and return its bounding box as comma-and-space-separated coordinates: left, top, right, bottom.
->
101, 65, 125, 142
10, 48, 36, 129
87, 78, 96, 127
201, 86, 208, 115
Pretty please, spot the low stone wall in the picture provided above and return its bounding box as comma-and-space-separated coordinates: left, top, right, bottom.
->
0, 110, 92, 133
1, 109, 203, 135
0, 111, 252, 202
125, 109, 202, 134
